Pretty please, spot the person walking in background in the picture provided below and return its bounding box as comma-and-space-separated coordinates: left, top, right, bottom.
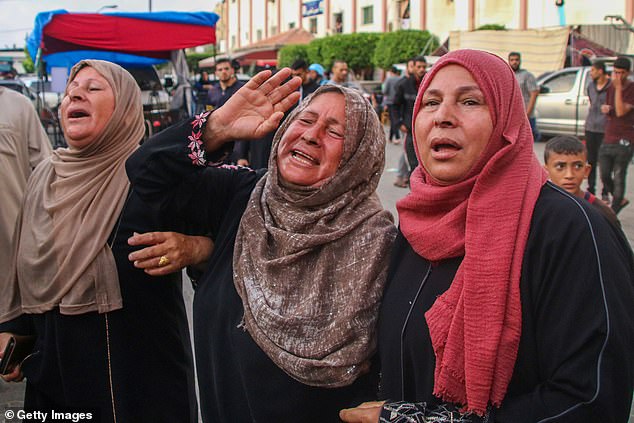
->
327, 60, 362, 90
393, 58, 417, 188
508, 51, 540, 142
382, 66, 402, 144
194, 71, 213, 114
394, 55, 427, 175
600, 56, 634, 214
585, 61, 611, 198
291, 59, 319, 101
308, 63, 327, 87
207, 57, 248, 165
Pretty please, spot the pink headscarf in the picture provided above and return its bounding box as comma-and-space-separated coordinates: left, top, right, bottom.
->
397, 49, 547, 414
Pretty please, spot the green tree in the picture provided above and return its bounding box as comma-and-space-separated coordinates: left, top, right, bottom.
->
22, 46, 34, 74
277, 44, 310, 68
186, 50, 215, 73
372, 30, 439, 70
305, 33, 380, 76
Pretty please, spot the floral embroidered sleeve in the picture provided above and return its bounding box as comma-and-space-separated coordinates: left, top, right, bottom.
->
380, 402, 491, 423
127, 112, 261, 237
187, 110, 233, 167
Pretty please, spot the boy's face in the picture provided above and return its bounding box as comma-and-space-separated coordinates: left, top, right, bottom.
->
544, 152, 590, 197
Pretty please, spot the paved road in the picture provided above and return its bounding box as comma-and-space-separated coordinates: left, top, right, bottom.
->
2, 135, 633, 422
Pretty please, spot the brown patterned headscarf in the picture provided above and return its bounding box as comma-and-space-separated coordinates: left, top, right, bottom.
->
0, 60, 144, 323
233, 85, 397, 387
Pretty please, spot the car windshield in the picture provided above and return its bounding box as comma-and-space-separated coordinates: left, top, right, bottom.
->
125, 66, 163, 91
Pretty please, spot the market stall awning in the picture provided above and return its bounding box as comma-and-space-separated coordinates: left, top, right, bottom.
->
28, 10, 219, 69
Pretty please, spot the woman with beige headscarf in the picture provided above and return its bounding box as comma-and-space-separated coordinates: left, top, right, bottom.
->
126, 72, 397, 422
0, 60, 230, 422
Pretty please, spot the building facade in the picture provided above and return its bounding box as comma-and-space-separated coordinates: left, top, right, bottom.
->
217, 0, 634, 56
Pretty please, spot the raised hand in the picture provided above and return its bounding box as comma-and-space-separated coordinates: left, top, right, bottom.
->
204, 68, 302, 150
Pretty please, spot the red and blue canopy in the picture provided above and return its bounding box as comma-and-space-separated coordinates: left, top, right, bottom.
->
27, 10, 219, 70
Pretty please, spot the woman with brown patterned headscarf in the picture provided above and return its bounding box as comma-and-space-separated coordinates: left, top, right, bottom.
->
0, 60, 216, 422
126, 72, 397, 422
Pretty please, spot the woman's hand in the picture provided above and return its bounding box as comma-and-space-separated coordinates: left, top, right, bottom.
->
339, 401, 385, 423
0, 332, 23, 382
204, 68, 301, 150
128, 232, 214, 276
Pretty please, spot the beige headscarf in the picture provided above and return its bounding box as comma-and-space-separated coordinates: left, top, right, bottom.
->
0, 60, 144, 322
233, 85, 397, 388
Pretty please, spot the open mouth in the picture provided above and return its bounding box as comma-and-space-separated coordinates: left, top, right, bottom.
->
68, 110, 90, 119
431, 139, 461, 153
291, 149, 319, 165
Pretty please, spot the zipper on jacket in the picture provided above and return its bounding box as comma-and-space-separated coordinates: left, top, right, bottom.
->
399, 263, 432, 398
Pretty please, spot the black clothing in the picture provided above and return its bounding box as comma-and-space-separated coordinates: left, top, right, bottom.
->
0, 188, 197, 423
127, 119, 379, 423
585, 130, 606, 195
301, 80, 320, 99
207, 80, 247, 163
379, 183, 634, 422
393, 75, 421, 173
393, 75, 420, 133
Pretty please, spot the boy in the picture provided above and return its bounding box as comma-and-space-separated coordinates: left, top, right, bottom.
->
544, 135, 620, 228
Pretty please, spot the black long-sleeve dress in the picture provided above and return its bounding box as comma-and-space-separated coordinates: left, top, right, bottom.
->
378, 183, 634, 422
127, 119, 379, 423
0, 177, 197, 422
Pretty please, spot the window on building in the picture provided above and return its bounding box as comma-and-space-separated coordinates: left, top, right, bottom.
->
231, 35, 236, 48
289, 22, 296, 29
362, 6, 373, 25
271, 26, 278, 36
333, 13, 343, 33
257, 29, 263, 41
309, 18, 317, 34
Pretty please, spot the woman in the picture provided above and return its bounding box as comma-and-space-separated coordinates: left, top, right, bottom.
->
0, 60, 213, 422
340, 50, 634, 422
126, 73, 397, 422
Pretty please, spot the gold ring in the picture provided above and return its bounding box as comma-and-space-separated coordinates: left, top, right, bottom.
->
158, 256, 170, 267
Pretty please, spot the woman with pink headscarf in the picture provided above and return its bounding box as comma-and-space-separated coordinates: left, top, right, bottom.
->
341, 49, 634, 422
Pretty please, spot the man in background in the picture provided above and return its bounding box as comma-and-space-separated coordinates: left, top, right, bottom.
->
584, 61, 611, 199
508, 51, 540, 141
207, 58, 247, 165
291, 59, 319, 101
382, 66, 403, 144
600, 56, 634, 214
394, 55, 427, 177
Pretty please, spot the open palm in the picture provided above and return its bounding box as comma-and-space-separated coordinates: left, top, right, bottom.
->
208, 68, 301, 143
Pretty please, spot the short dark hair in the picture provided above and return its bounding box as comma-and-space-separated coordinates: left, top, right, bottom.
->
591, 61, 606, 72
291, 59, 308, 71
215, 58, 231, 67
614, 56, 631, 71
413, 55, 427, 64
544, 135, 587, 163
508, 51, 521, 60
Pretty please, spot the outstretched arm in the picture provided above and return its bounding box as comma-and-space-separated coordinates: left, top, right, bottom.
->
203, 68, 301, 150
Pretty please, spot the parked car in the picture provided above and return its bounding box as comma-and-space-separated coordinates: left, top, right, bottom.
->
123, 65, 172, 136
19, 75, 63, 110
